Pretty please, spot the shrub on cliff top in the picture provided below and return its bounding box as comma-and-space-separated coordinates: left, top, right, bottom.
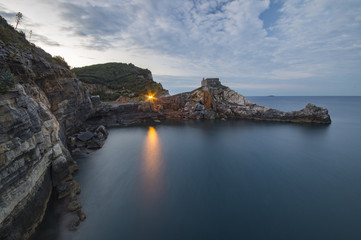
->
0, 69, 15, 94
52, 55, 70, 69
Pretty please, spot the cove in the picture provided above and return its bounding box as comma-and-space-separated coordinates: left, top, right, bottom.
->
33, 97, 361, 240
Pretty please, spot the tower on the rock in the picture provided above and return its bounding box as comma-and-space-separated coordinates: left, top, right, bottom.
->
201, 78, 221, 88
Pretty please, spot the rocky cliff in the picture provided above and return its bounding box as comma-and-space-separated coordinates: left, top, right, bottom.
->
0, 17, 90, 239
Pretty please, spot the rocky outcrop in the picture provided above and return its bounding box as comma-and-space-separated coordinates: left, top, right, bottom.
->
1, 17, 91, 239
85, 78, 330, 129
155, 78, 331, 124
68, 125, 109, 155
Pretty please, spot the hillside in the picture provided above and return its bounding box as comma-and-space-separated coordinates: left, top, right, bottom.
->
71, 63, 169, 102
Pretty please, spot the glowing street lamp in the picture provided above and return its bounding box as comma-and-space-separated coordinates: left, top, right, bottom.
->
145, 92, 157, 102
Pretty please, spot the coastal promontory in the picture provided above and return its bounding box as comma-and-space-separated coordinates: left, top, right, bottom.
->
86, 78, 331, 128
0, 14, 330, 240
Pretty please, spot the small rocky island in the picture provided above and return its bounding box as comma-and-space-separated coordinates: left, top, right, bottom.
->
0, 15, 330, 240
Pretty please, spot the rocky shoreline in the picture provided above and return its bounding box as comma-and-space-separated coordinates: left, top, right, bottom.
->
85, 78, 331, 130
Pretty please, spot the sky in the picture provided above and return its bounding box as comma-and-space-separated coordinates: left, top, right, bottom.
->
0, 0, 360, 96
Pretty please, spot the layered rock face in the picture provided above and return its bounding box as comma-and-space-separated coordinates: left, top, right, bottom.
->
0, 17, 91, 239
35, 74, 92, 143
0, 85, 77, 239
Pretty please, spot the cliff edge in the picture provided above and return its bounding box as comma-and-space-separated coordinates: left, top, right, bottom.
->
0, 16, 90, 239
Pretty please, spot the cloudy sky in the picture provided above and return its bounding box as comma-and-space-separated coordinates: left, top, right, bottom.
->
1, 0, 360, 95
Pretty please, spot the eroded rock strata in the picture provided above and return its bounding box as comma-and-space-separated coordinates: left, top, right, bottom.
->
0, 17, 90, 239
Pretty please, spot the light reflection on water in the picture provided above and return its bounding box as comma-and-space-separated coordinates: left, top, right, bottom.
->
141, 126, 163, 202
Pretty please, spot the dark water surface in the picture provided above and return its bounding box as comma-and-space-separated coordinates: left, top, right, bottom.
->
33, 97, 361, 240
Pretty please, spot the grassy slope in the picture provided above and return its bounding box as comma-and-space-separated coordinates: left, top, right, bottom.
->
72, 62, 168, 102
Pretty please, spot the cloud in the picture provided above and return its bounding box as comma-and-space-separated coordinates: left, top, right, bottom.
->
269, 70, 314, 80
0, 4, 16, 20
55, 1, 269, 56
32, 33, 61, 46
54, 0, 361, 79
0, 4, 59, 47
271, 0, 361, 69
57, 1, 137, 49
1, 0, 360, 95
0, 4, 41, 29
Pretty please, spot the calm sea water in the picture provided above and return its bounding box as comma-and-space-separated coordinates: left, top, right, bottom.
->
33, 97, 361, 240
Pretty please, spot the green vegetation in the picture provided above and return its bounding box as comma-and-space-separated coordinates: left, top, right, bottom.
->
72, 62, 168, 102
0, 69, 15, 94
0, 16, 29, 48
52, 56, 70, 69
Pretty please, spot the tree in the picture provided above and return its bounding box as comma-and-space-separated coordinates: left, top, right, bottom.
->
15, 12, 23, 30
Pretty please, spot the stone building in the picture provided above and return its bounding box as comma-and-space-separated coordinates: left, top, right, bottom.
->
201, 78, 221, 88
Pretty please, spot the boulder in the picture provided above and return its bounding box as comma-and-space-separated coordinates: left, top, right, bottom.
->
67, 200, 81, 212
77, 131, 94, 142
68, 126, 109, 153
90, 95, 101, 105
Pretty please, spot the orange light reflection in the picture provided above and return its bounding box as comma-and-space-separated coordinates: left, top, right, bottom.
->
142, 126, 163, 200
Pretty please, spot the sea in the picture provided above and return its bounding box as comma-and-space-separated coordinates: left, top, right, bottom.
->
32, 96, 361, 240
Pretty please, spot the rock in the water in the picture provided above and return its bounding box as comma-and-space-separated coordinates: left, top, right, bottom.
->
68, 126, 109, 153
77, 131, 94, 142
77, 209, 86, 221
95, 125, 108, 138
